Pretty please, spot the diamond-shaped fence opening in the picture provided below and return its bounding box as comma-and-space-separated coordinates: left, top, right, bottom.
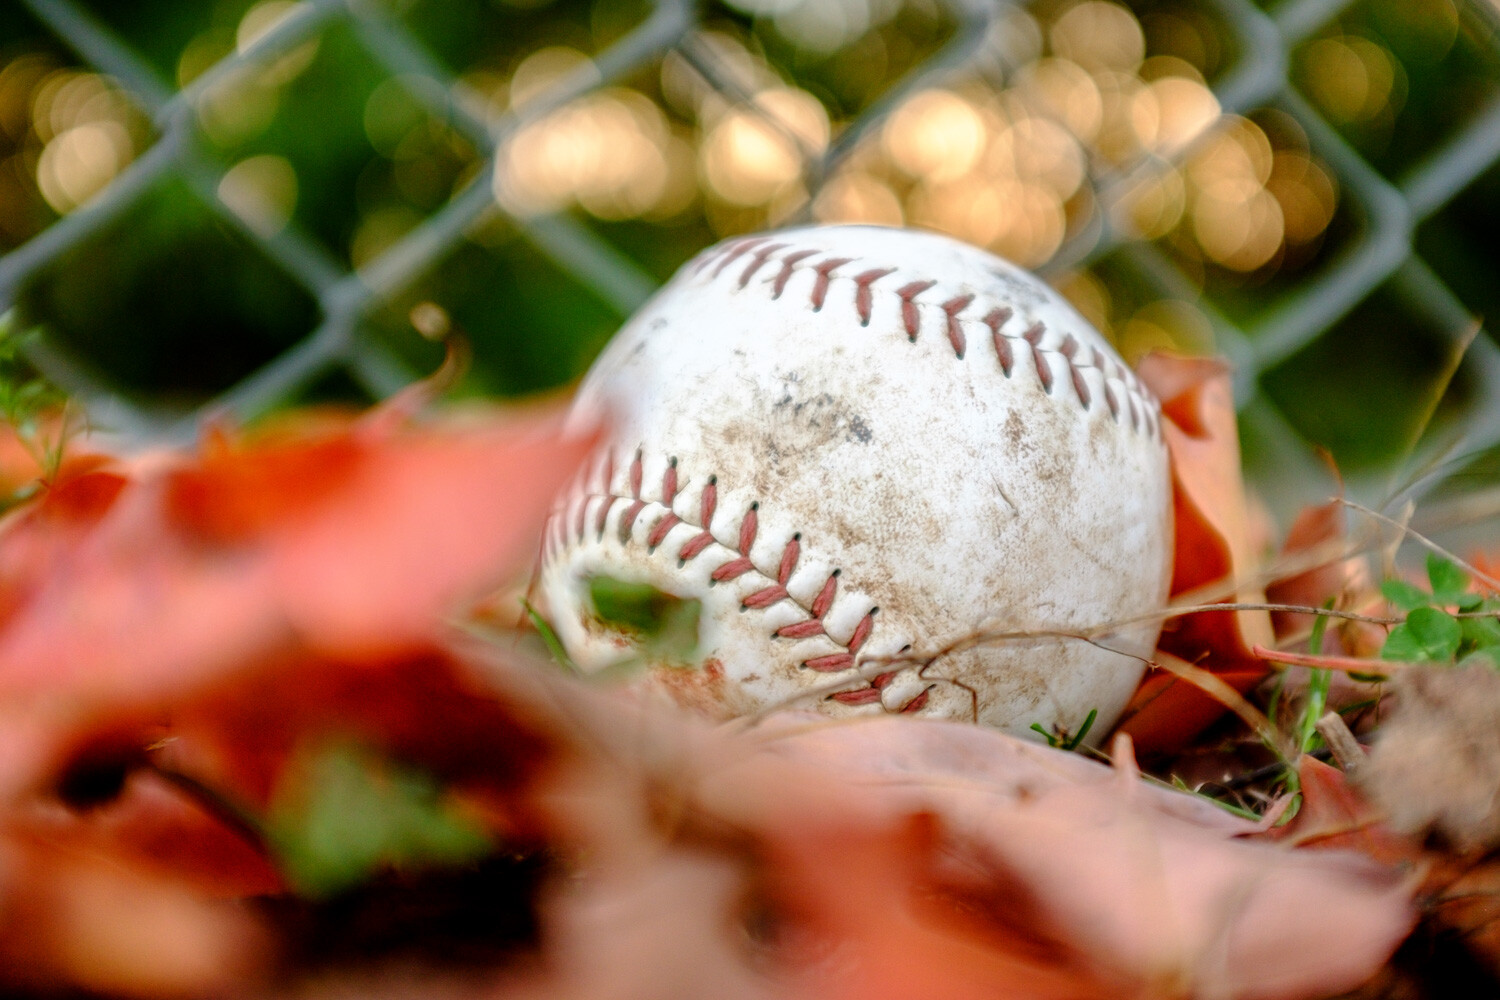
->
3, 0, 1500, 527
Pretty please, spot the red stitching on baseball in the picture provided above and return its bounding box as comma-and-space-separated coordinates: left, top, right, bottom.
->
830, 687, 881, 704
678, 531, 715, 561
1071, 365, 1091, 409
710, 237, 765, 278
742, 585, 788, 609
897, 280, 935, 340
1022, 323, 1053, 393
805, 652, 855, 672
692, 242, 731, 275
772, 249, 818, 298
662, 457, 679, 506
594, 494, 615, 538
573, 499, 587, 541
777, 534, 800, 585
559, 462, 889, 702
700, 476, 717, 524
847, 609, 876, 652
776, 620, 825, 638
941, 294, 973, 358
738, 503, 758, 555
853, 268, 896, 325
900, 688, 931, 713
985, 307, 1014, 376
712, 557, 755, 582
811, 257, 853, 311
740, 243, 788, 289
692, 242, 730, 275
811, 570, 839, 619
694, 238, 1163, 440
647, 512, 680, 549
619, 499, 646, 541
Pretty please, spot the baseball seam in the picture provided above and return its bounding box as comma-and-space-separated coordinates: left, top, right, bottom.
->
555, 447, 932, 713
691, 235, 1162, 439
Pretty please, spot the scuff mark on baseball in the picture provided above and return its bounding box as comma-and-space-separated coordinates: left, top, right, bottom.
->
535, 224, 1173, 741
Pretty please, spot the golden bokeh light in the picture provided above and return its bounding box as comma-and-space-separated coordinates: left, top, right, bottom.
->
350, 203, 423, 269
1055, 269, 1112, 336
1187, 116, 1273, 197
509, 47, 600, 112
451, 0, 1347, 286
1014, 58, 1103, 144
794, 0, 1342, 282
1114, 167, 1187, 240
0, 54, 54, 141
660, 32, 782, 123
909, 174, 1066, 268
34, 71, 118, 143
908, 175, 1008, 247
218, 154, 298, 237
177, 33, 229, 88
454, 69, 507, 124
1299, 35, 1399, 124
699, 87, 828, 208
881, 89, 987, 183
498, 86, 693, 221
364, 75, 450, 159
1092, 70, 1156, 164
1049, 2, 1145, 74
986, 114, 1086, 202
723, 0, 905, 56
22, 67, 149, 216
1147, 73, 1220, 156
811, 170, 904, 227
991, 180, 1069, 268
1120, 298, 1214, 360
1266, 150, 1338, 245
1192, 184, 1284, 272
236, 1, 320, 86
195, 72, 279, 147
36, 120, 131, 213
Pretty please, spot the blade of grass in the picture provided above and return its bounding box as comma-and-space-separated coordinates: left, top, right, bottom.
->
521, 599, 581, 675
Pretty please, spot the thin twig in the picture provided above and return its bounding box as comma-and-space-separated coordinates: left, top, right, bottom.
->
757, 599, 1405, 720
1340, 497, 1500, 593
1163, 602, 1396, 626
1150, 651, 1287, 759
1315, 711, 1366, 775
148, 762, 270, 857
1251, 644, 1398, 676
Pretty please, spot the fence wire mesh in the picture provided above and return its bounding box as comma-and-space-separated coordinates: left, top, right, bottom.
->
3, 0, 1500, 518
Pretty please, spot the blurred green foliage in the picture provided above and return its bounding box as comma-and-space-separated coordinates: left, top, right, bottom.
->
267, 739, 494, 899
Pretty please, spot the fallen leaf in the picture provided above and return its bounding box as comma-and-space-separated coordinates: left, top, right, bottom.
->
1116, 354, 1275, 757
1262, 756, 1421, 868
462, 658, 1417, 1000
0, 402, 593, 748
0, 824, 271, 997
0, 401, 596, 985
1265, 500, 1377, 650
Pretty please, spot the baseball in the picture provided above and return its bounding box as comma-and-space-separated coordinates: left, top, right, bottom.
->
536, 224, 1173, 739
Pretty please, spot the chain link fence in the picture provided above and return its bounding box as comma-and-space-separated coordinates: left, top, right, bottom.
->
3, 0, 1500, 520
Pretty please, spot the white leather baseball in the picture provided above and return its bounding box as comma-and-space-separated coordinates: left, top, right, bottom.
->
535, 224, 1173, 739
